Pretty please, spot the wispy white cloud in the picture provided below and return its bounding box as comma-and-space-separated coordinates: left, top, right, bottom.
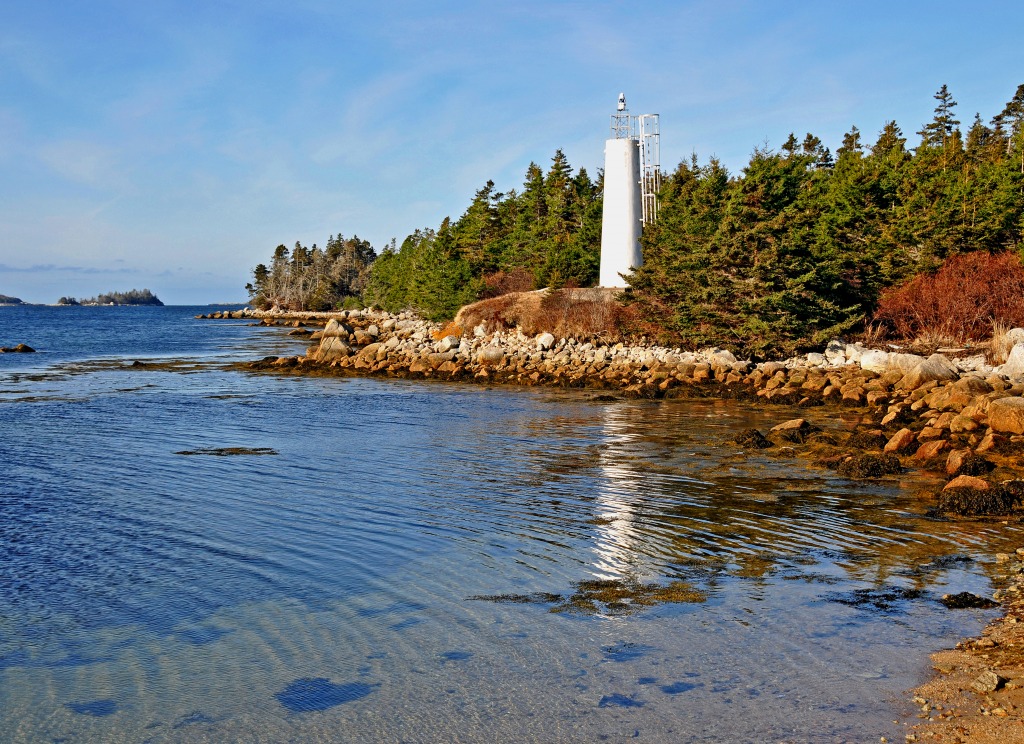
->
36, 140, 125, 189
0, 263, 138, 274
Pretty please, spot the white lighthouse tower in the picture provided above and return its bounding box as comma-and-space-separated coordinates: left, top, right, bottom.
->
599, 94, 660, 288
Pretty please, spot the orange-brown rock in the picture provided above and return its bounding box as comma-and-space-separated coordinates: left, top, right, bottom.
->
987, 397, 1024, 435
914, 439, 948, 461
975, 431, 1007, 454
884, 428, 917, 453
943, 475, 990, 491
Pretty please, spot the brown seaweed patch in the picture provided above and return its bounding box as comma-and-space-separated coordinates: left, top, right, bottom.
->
733, 428, 773, 449
176, 447, 278, 456
845, 430, 887, 450
827, 586, 925, 613
553, 579, 707, 616
805, 431, 840, 446
947, 452, 995, 478
833, 453, 902, 479
939, 591, 999, 609
730, 553, 780, 579
468, 578, 706, 616
466, 592, 562, 605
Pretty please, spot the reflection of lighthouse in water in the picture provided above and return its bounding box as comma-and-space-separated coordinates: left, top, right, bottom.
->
591, 404, 646, 579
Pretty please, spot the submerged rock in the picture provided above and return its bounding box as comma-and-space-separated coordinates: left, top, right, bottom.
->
734, 428, 773, 449
940, 592, 999, 610
275, 678, 375, 712
769, 418, 819, 444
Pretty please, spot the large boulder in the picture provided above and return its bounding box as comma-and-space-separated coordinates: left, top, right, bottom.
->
886, 352, 926, 372
436, 335, 459, 353
711, 348, 737, 366
1005, 327, 1024, 347
321, 319, 351, 338
987, 396, 1024, 434
1000, 342, 1024, 378
926, 376, 994, 410
896, 354, 958, 390
769, 418, 819, 444
477, 346, 505, 366
316, 336, 352, 362
357, 342, 382, 360
858, 349, 889, 373
824, 339, 846, 365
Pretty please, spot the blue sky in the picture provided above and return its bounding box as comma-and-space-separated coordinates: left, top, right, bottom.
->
1, 0, 1022, 304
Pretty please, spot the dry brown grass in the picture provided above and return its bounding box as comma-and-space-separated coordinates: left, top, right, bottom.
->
989, 321, 1018, 364
454, 288, 636, 341
855, 322, 887, 348
431, 321, 463, 341
479, 268, 536, 298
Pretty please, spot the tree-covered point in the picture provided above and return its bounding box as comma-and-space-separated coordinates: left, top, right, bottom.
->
0, 294, 24, 305
248, 150, 603, 317
246, 234, 376, 311
70, 289, 163, 306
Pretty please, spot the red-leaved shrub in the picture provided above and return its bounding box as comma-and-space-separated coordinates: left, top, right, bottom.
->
873, 252, 1024, 343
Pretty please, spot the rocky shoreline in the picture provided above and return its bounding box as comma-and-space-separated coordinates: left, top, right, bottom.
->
211, 307, 1024, 493
204, 305, 1024, 741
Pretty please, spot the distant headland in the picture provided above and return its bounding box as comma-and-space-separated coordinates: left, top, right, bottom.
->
57, 289, 164, 307
0, 295, 24, 306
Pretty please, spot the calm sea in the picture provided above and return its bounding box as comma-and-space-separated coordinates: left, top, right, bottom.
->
0, 305, 1019, 743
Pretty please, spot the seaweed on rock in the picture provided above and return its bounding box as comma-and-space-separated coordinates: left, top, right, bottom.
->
834, 453, 903, 479
936, 482, 1024, 516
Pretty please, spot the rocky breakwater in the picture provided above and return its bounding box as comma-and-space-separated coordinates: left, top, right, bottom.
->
254, 309, 762, 393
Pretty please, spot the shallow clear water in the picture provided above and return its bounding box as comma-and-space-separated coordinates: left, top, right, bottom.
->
1, 306, 1021, 743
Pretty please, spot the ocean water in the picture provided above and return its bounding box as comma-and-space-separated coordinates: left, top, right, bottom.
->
0, 306, 1020, 743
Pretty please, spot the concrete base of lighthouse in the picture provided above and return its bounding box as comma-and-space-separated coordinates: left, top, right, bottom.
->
599, 137, 643, 288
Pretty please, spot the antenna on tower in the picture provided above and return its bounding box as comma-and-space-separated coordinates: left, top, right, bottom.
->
611, 93, 633, 140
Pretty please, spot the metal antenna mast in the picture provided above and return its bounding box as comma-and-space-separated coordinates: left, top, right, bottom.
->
638, 114, 660, 224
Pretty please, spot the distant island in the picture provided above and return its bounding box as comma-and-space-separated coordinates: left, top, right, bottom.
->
58, 289, 164, 306
0, 294, 24, 306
